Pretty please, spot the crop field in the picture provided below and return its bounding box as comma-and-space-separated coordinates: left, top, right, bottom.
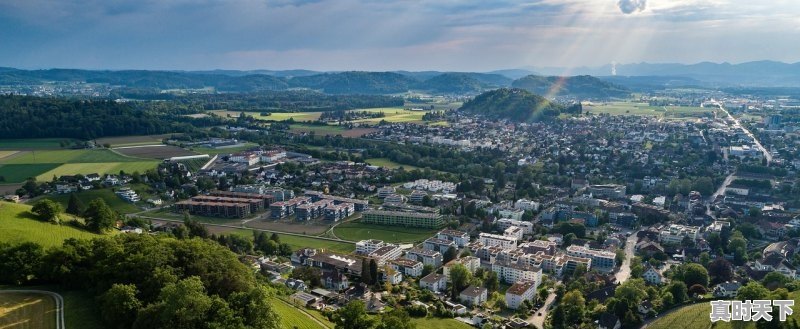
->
289, 124, 377, 137
95, 134, 179, 147
0, 149, 145, 164
0, 164, 62, 184
349, 108, 430, 124
35, 161, 159, 181
0, 151, 18, 159
0, 202, 103, 248
114, 145, 199, 159
583, 102, 713, 119
210, 110, 323, 122
42, 189, 142, 214
0, 292, 57, 329
0, 138, 79, 150
365, 158, 423, 171
272, 298, 332, 329
332, 221, 437, 243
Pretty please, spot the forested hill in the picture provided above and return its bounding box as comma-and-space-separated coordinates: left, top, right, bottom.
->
287, 71, 417, 94
511, 75, 630, 99
0, 95, 224, 139
460, 88, 577, 122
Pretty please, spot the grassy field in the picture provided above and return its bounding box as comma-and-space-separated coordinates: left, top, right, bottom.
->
583, 102, 713, 119
0, 149, 146, 164
0, 139, 79, 150
95, 134, 178, 147
411, 317, 474, 329
35, 162, 159, 181
0, 291, 57, 329
114, 145, 198, 159
0, 202, 103, 248
365, 158, 423, 171
39, 189, 141, 214
0, 164, 61, 184
649, 291, 800, 329
332, 221, 437, 243
0, 151, 18, 159
226, 229, 356, 253
272, 298, 332, 329
349, 108, 429, 124
289, 124, 377, 138
210, 110, 324, 122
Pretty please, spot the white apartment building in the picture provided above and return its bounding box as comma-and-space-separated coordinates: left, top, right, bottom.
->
496, 218, 534, 235
505, 280, 538, 309
491, 260, 542, 285
436, 229, 470, 247
479, 233, 518, 249
566, 245, 616, 270
658, 224, 700, 245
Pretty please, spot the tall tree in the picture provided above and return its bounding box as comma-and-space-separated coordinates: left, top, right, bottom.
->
333, 300, 375, 329
83, 198, 117, 232
99, 283, 142, 329
31, 199, 62, 223
444, 246, 457, 263
369, 259, 379, 285
449, 263, 472, 299
66, 193, 84, 216
361, 260, 372, 285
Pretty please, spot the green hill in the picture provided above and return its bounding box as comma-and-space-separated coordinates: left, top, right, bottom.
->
511, 75, 629, 98
288, 72, 416, 94
459, 88, 565, 121
0, 202, 104, 247
414, 73, 488, 94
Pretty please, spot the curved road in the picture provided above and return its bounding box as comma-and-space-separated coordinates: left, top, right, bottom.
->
0, 290, 65, 329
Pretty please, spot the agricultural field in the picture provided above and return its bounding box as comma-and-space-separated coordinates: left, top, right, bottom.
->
0, 291, 57, 329
365, 158, 423, 171
95, 134, 179, 147
0, 201, 104, 248
114, 145, 200, 159
0, 164, 61, 184
583, 102, 713, 119
332, 221, 437, 243
0, 138, 79, 150
210, 110, 323, 122
41, 189, 141, 214
289, 124, 377, 138
272, 298, 332, 329
0, 149, 159, 182
0, 151, 18, 159
349, 108, 430, 124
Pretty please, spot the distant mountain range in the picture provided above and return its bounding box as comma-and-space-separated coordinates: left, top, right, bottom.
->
511, 75, 629, 98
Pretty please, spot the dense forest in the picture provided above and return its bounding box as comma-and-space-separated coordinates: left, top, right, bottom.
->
511, 74, 630, 98
413, 73, 488, 94
0, 95, 225, 139
0, 234, 279, 329
459, 88, 571, 122
167, 91, 404, 112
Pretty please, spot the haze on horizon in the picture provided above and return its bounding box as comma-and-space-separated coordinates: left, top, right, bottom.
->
1, 0, 799, 73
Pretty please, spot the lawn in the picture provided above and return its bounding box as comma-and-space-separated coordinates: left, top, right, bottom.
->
0, 202, 104, 248
226, 229, 355, 253
411, 317, 474, 329
39, 189, 141, 214
0, 138, 79, 150
0, 163, 61, 183
332, 221, 437, 243
35, 162, 160, 182
272, 297, 332, 329
0, 291, 57, 329
365, 158, 423, 171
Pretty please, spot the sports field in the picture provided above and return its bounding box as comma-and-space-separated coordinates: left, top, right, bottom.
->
0, 292, 57, 329
332, 221, 437, 243
0, 149, 159, 182
0, 202, 103, 248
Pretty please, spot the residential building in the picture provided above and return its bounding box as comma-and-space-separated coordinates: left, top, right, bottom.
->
566, 245, 616, 271
423, 238, 456, 253
459, 286, 488, 307
496, 218, 534, 235
390, 258, 423, 277
362, 210, 444, 229
436, 229, 470, 247
419, 273, 447, 293
658, 224, 700, 245
642, 265, 664, 285
405, 249, 443, 268
505, 280, 537, 309
442, 256, 481, 281
479, 233, 518, 249
368, 245, 403, 266
491, 260, 542, 285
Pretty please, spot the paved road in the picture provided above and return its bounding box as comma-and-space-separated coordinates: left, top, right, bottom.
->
528, 290, 556, 329
716, 103, 772, 164
707, 173, 735, 217
615, 231, 639, 284
0, 290, 65, 329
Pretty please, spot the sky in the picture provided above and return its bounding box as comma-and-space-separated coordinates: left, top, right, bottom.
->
1, 0, 799, 72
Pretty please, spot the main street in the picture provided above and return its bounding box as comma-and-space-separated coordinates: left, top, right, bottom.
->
615, 229, 639, 283
715, 102, 772, 164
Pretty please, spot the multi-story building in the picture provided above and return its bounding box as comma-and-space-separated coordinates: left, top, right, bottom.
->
588, 184, 627, 199
491, 260, 542, 285
230, 152, 260, 166
390, 258, 423, 277
423, 238, 456, 253
377, 186, 396, 198
362, 210, 444, 229
443, 256, 481, 281
519, 240, 557, 256
505, 280, 538, 309
368, 245, 403, 266
459, 286, 488, 307
419, 273, 447, 292
566, 245, 616, 271
356, 239, 387, 255
658, 224, 700, 245
436, 229, 470, 247
175, 200, 250, 218
504, 226, 524, 240
405, 249, 443, 268
479, 233, 518, 249
496, 218, 534, 235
